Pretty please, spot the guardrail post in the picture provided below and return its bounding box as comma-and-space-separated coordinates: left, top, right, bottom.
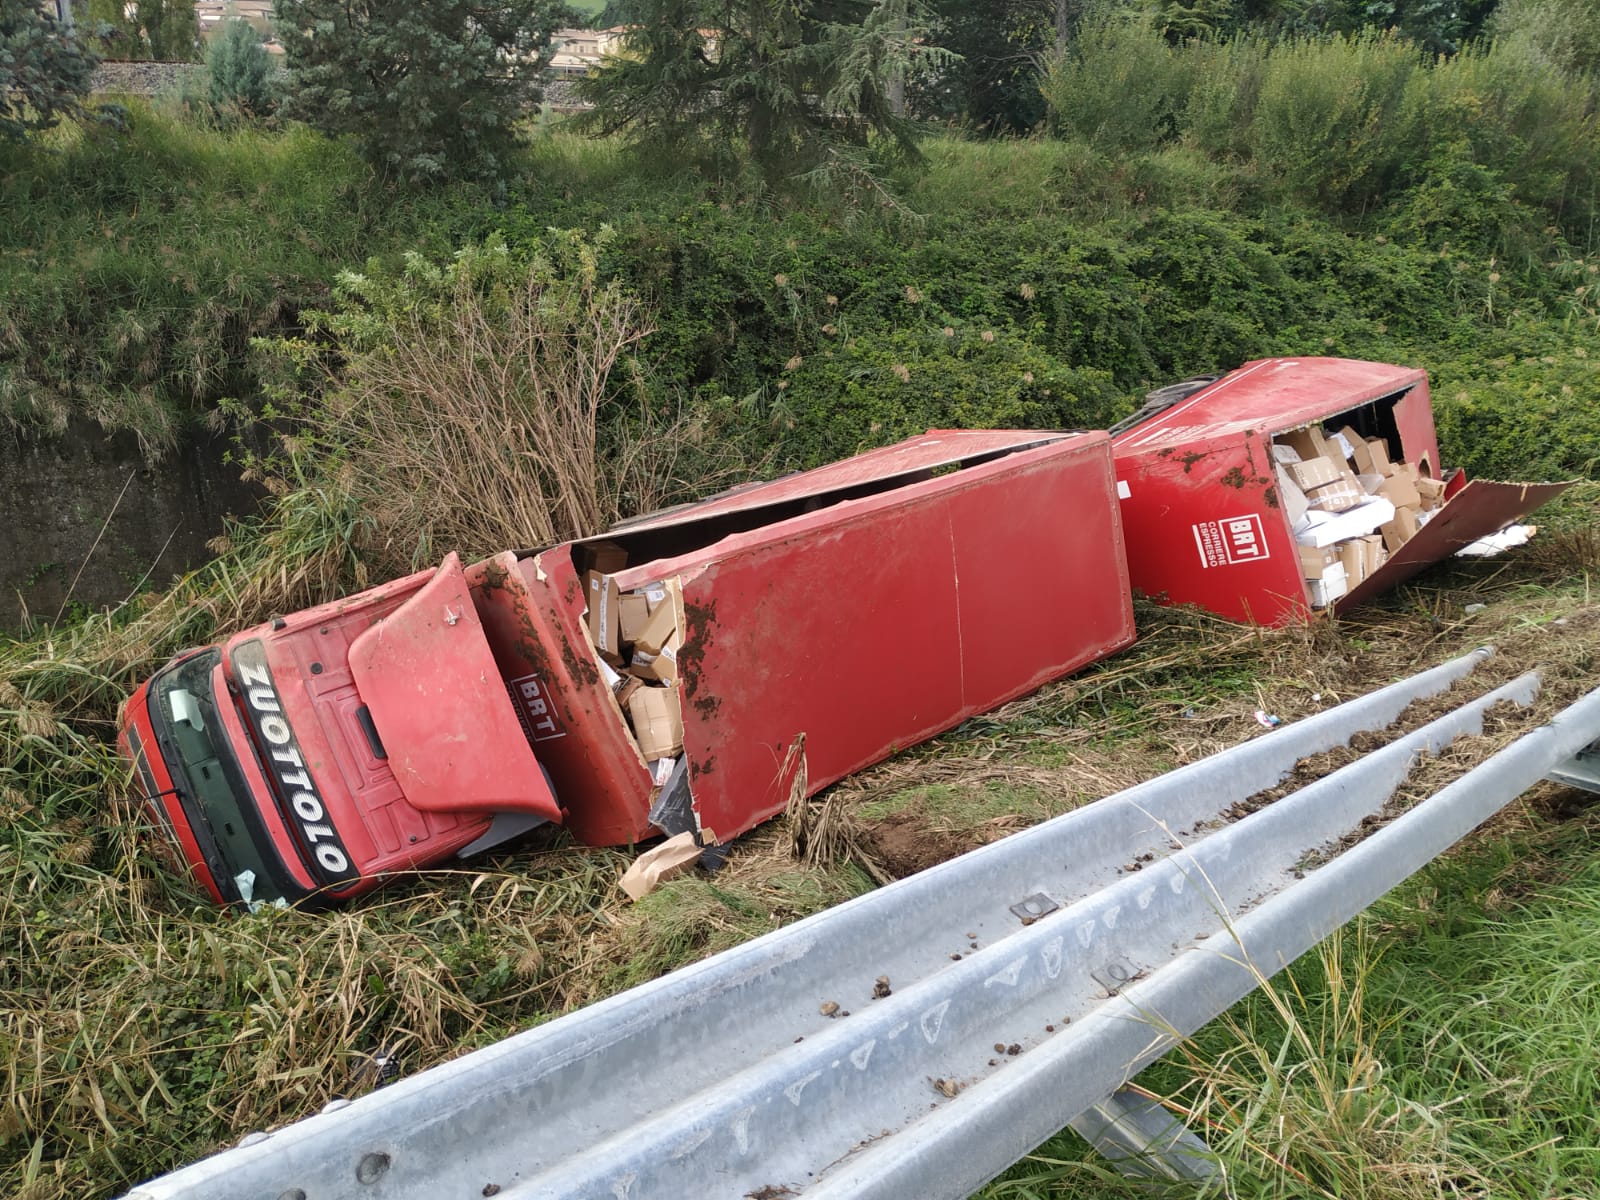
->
1068, 1087, 1221, 1182
1546, 738, 1600, 794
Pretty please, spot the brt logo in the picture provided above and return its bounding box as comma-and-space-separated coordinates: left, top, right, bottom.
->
508, 674, 567, 742
1221, 514, 1269, 563
1191, 514, 1270, 569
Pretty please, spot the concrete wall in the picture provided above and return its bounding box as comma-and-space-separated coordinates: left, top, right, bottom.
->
2, 421, 264, 630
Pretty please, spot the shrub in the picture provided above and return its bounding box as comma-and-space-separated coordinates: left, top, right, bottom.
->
1247, 31, 1425, 215
255, 234, 744, 572
1042, 10, 1187, 154
777, 325, 1121, 467
205, 17, 276, 121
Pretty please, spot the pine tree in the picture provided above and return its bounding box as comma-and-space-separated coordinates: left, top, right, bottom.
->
1, 0, 98, 140
206, 16, 275, 119
579, 0, 951, 191
272, 0, 565, 186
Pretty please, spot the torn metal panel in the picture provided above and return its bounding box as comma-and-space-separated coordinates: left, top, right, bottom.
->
349, 554, 561, 823
1335, 478, 1573, 611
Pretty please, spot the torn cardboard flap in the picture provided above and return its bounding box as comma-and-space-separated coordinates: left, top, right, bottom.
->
618, 831, 702, 902
1337, 427, 1376, 475
586, 572, 622, 664
633, 579, 682, 656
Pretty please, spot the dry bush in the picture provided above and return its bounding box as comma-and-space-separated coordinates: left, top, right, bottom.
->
307, 239, 734, 575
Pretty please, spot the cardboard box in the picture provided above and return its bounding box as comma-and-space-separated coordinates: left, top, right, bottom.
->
1366, 438, 1396, 476
1279, 426, 1330, 463
1336, 427, 1377, 475
1379, 506, 1421, 554
1299, 544, 1338, 579
629, 634, 679, 685
627, 685, 684, 760
1271, 443, 1303, 465
619, 831, 702, 902
634, 589, 679, 656
585, 540, 629, 575
639, 584, 669, 613
619, 594, 652, 642
615, 675, 644, 706
1338, 539, 1366, 587
1276, 467, 1309, 527
1306, 478, 1366, 513
587, 572, 622, 663
1307, 562, 1348, 608
1287, 457, 1342, 492
1416, 476, 1446, 510
1295, 498, 1396, 548
1355, 472, 1385, 495
1360, 534, 1386, 578
1376, 473, 1422, 511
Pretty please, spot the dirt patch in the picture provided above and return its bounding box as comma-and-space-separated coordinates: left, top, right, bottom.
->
859, 806, 988, 879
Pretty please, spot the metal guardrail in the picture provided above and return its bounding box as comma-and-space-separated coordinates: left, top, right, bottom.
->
125, 648, 1600, 1200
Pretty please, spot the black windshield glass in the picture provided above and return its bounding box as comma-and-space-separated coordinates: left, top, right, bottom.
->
148, 650, 302, 907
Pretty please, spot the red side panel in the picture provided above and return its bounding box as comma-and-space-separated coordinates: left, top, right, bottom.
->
611, 435, 1136, 844
1113, 429, 1308, 627
1335, 479, 1573, 611
467, 552, 656, 847
349, 553, 561, 822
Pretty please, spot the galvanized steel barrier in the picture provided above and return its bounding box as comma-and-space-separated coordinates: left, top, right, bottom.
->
126, 648, 1600, 1200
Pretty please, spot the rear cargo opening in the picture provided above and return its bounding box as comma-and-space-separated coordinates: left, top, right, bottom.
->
1273, 386, 1446, 609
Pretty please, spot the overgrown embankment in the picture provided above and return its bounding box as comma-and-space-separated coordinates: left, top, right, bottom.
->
3, 16, 1600, 1199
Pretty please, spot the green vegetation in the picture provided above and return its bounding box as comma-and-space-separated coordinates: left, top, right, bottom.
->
270, 0, 566, 185
82, 0, 198, 61
203, 17, 276, 122
577, 0, 947, 191
3, 2, 1600, 1196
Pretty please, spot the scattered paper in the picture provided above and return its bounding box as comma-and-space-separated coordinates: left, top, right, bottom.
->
1455, 524, 1536, 558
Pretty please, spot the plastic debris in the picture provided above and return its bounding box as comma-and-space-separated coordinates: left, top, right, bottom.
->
1254, 710, 1283, 729
1456, 524, 1537, 557
1464, 603, 1487, 614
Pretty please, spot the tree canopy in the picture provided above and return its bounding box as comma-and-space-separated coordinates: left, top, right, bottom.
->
0, 0, 98, 141
272, 0, 566, 186
579, 0, 951, 191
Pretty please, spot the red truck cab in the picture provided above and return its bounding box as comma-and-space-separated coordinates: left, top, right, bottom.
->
118, 554, 562, 907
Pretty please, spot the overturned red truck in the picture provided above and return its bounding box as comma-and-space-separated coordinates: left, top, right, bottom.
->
119, 431, 1134, 908
118, 359, 1567, 908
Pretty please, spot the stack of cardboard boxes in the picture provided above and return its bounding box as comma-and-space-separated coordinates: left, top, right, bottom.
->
1274, 425, 1447, 608
583, 545, 685, 776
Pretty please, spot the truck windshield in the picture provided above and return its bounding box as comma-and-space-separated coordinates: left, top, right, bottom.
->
148, 650, 298, 907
